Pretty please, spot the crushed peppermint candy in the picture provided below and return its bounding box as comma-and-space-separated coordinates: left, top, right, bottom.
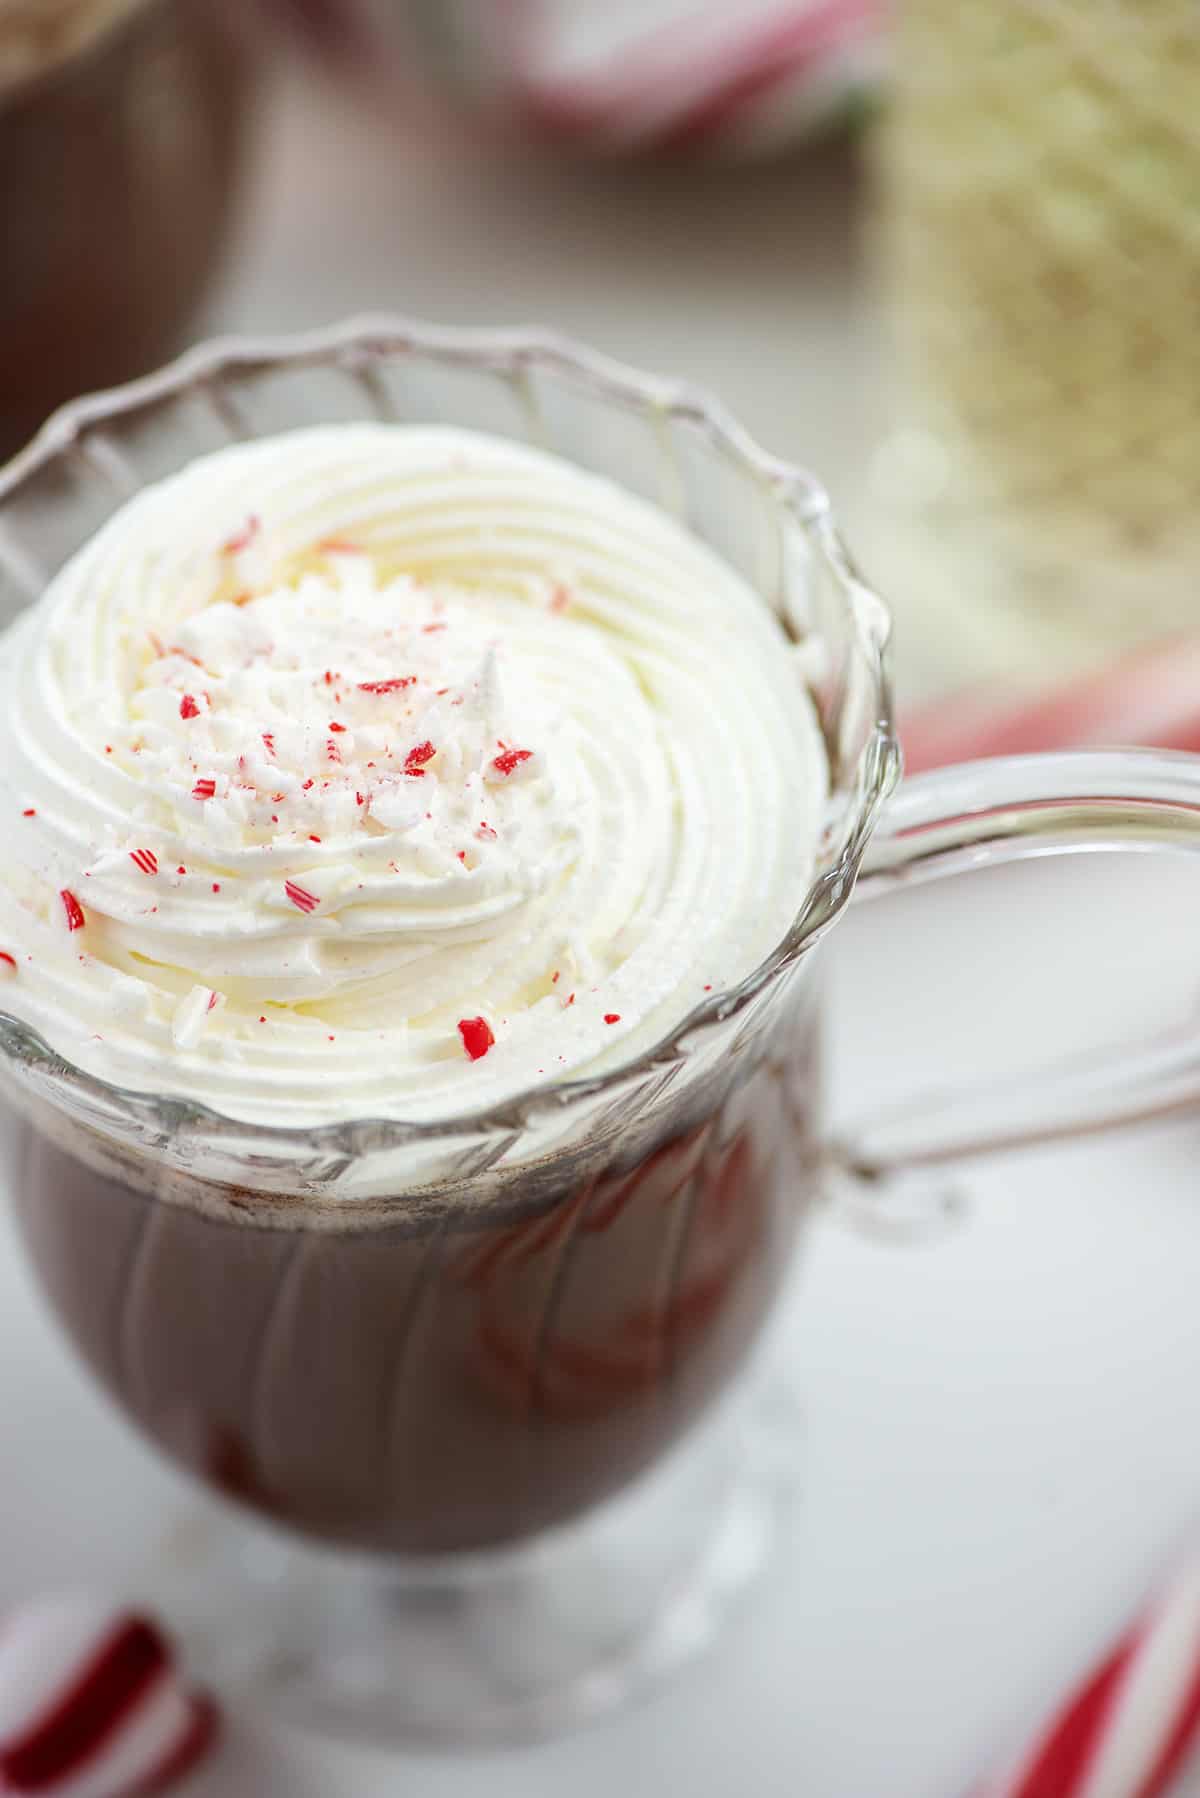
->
172, 984, 220, 1049
404, 740, 437, 773
358, 677, 416, 695
458, 1016, 495, 1061
220, 514, 260, 556
284, 880, 320, 914
0, 951, 16, 975
604, 1013, 621, 1025
491, 747, 532, 778
74, 567, 563, 1053
60, 890, 86, 932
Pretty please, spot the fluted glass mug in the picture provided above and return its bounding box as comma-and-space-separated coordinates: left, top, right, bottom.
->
1, 319, 1197, 1747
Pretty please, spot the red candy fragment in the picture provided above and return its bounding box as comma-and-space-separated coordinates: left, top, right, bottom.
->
60, 891, 85, 932
405, 741, 436, 773
179, 695, 200, 721
358, 677, 416, 695
0, 951, 16, 974
604, 1014, 621, 1025
220, 514, 259, 556
492, 748, 532, 778
284, 880, 319, 914
458, 1017, 495, 1061
129, 849, 158, 877
191, 779, 216, 802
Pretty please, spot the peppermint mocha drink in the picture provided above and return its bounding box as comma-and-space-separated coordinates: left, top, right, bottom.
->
3, 425, 827, 1551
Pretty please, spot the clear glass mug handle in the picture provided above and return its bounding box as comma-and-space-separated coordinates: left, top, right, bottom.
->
826, 749, 1200, 1220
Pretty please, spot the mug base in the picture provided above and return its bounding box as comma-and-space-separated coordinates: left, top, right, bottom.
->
151, 1376, 801, 1749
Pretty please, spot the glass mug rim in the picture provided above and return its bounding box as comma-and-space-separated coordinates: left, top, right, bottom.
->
0, 314, 898, 1183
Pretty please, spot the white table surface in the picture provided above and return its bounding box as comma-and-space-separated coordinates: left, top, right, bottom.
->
5, 58, 1200, 1798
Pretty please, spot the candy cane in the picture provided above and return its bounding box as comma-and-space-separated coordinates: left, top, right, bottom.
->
513, 0, 881, 154
974, 1558, 1200, 1798
901, 636, 1200, 774
0, 1596, 217, 1797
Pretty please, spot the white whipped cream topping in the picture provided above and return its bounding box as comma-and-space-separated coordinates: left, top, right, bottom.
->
0, 425, 827, 1126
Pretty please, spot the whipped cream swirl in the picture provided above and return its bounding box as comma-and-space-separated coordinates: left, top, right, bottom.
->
0, 425, 827, 1126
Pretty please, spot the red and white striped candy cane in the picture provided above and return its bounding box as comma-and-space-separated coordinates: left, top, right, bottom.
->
902, 636, 1200, 774
512, 0, 882, 155
0, 1596, 217, 1797
974, 1559, 1200, 1798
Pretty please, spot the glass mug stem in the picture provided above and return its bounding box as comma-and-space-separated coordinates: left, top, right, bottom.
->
830, 749, 1200, 1190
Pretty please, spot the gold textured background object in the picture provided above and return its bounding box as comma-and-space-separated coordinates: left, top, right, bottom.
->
873, 0, 1200, 670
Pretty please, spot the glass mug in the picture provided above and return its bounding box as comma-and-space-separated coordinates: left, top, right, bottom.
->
0, 0, 250, 464
1, 319, 1198, 1746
